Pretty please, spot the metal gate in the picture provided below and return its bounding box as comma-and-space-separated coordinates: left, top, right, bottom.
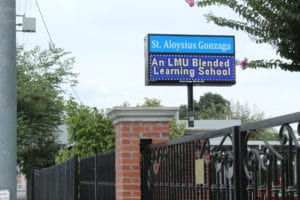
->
141, 112, 300, 200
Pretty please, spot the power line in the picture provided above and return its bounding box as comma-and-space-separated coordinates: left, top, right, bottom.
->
70, 86, 83, 104
33, 0, 83, 104
34, 0, 53, 44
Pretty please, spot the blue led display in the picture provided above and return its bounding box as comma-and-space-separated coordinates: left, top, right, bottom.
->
148, 34, 235, 54
145, 34, 236, 85
149, 54, 235, 84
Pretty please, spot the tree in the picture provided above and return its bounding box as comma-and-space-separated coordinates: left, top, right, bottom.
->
179, 100, 196, 119
138, 97, 162, 107
196, 92, 231, 119
229, 100, 265, 124
179, 93, 278, 139
179, 92, 267, 122
228, 100, 278, 140
17, 45, 77, 175
257, 129, 279, 141
169, 118, 186, 139
192, 0, 300, 71
179, 92, 230, 119
55, 99, 115, 163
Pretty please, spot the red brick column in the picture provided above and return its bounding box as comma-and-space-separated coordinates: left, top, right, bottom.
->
107, 107, 178, 200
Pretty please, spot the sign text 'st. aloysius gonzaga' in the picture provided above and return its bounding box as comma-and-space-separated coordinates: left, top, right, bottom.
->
145, 34, 236, 86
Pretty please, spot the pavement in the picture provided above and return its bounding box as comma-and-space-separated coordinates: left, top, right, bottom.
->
17, 190, 26, 200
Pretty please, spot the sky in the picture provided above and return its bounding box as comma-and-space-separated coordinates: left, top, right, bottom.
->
16, 0, 300, 118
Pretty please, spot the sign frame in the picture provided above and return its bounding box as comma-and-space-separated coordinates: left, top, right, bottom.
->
145, 33, 236, 86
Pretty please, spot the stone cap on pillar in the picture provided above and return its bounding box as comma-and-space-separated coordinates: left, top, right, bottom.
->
107, 107, 179, 125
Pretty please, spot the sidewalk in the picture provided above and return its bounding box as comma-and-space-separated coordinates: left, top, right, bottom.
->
17, 190, 26, 200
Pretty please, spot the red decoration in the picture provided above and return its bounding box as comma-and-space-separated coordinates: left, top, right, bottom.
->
185, 0, 195, 7
239, 58, 248, 70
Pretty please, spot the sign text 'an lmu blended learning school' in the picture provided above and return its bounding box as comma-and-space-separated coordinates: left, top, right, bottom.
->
145, 34, 236, 86
151, 55, 233, 79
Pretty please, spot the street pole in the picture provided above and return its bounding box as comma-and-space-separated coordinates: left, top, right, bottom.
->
0, 0, 17, 199
187, 83, 194, 127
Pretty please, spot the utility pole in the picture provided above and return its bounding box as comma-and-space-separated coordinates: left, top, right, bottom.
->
0, 0, 17, 199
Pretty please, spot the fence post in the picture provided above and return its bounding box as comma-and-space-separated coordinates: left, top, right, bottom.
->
33, 169, 40, 200
74, 155, 79, 200
232, 126, 247, 200
27, 169, 35, 200
94, 153, 98, 200
140, 139, 152, 200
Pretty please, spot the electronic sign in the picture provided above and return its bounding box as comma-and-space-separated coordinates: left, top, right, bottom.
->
145, 34, 236, 86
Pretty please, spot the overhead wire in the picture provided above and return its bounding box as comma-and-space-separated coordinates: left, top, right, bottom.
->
34, 0, 53, 44
70, 86, 83, 104
33, 0, 83, 104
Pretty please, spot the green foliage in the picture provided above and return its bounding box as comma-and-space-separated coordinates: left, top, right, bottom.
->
179, 92, 265, 124
138, 97, 162, 107
260, 129, 279, 141
229, 101, 265, 124
228, 101, 278, 140
178, 93, 277, 140
196, 0, 300, 71
17, 45, 77, 175
119, 100, 130, 107
179, 104, 188, 119
179, 92, 230, 119
247, 128, 279, 141
169, 118, 186, 139
120, 98, 162, 107
55, 147, 75, 164
196, 92, 231, 119
55, 99, 115, 163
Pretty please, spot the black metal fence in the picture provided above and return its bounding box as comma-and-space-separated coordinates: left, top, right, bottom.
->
27, 151, 115, 200
80, 151, 115, 200
141, 112, 300, 200
27, 156, 78, 200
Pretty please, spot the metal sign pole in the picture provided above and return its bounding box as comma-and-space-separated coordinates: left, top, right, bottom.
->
187, 83, 195, 127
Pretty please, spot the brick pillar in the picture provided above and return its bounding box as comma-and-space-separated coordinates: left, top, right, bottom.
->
107, 107, 178, 200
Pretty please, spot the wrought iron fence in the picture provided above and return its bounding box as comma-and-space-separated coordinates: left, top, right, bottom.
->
80, 151, 115, 200
27, 156, 78, 200
141, 112, 300, 200
27, 151, 115, 200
